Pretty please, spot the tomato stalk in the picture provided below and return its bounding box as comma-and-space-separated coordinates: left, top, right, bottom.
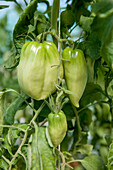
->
0, 92, 4, 136
72, 106, 82, 148
13, 0, 23, 11
8, 102, 45, 170
51, 0, 60, 46
51, 0, 59, 33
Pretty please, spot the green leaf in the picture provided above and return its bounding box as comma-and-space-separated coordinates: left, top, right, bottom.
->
79, 108, 92, 127
101, 28, 113, 69
70, 0, 90, 23
13, 0, 37, 64
33, 100, 51, 122
84, 0, 113, 61
0, 159, 9, 170
46, 127, 54, 148
3, 48, 18, 69
91, 1, 113, 45
86, 55, 95, 83
76, 144, 93, 155
62, 102, 75, 121
84, 32, 101, 60
28, 126, 56, 169
80, 15, 93, 32
61, 10, 75, 29
99, 146, 108, 164
107, 143, 113, 169
61, 130, 74, 152
4, 93, 30, 125
80, 154, 105, 170
7, 124, 28, 145
8, 128, 19, 145
80, 83, 104, 107
92, 16, 113, 46
0, 5, 9, 9
29, 11, 50, 35
92, 0, 113, 18
2, 134, 13, 156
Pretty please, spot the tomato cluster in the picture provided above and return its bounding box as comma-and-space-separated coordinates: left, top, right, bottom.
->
17, 41, 87, 147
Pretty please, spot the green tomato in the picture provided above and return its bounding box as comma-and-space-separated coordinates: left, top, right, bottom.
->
48, 111, 67, 147
18, 41, 63, 100
62, 48, 87, 107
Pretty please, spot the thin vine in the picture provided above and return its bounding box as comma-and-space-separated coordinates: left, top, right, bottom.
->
2, 101, 45, 170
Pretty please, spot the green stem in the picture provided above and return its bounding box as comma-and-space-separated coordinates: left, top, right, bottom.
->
67, 159, 81, 164
99, 8, 113, 18
2, 155, 11, 165
69, 23, 78, 33
78, 100, 108, 114
39, 118, 48, 126
58, 0, 61, 52
0, 92, 4, 136
44, 99, 55, 113
8, 102, 45, 170
73, 106, 82, 146
0, 125, 26, 133
57, 0, 62, 89
9, 130, 28, 170
13, 0, 23, 11
30, 102, 45, 123
3, 88, 36, 113
40, 31, 74, 45
56, 148, 66, 170
51, 0, 59, 32
51, 0, 60, 45
23, 0, 28, 6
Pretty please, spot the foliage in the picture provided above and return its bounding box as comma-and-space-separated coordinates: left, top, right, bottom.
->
0, 0, 113, 169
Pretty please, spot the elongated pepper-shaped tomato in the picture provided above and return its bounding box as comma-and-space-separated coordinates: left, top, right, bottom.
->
48, 111, 67, 147
62, 48, 87, 107
18, 41, 63, 100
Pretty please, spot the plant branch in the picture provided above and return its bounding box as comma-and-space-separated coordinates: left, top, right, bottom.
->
78, 100, 108, 114
9, 129, 28, 170
58, 0, 61, 52
72, 106, 82, 146
51, 0, 59, 45
13, 0, 23, 11
2, 155, 11, 165
56, 148, 66, 170
0, 125, 26, 133
8, 102, 45, 170
57, 0, 62, 87
4, 88, 36, 113
99, 8, 113, 18
30, 102, 45, 124
69, 23, 78, 33
23, 0, 28, 6
51, 0, 59, 32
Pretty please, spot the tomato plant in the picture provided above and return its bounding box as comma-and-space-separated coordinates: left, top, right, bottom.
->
0, 0, 113, 169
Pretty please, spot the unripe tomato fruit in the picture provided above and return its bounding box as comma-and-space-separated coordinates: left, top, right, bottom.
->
18, 41, 63, 100
48, 111, 67, 147
62, 48, 87, 107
